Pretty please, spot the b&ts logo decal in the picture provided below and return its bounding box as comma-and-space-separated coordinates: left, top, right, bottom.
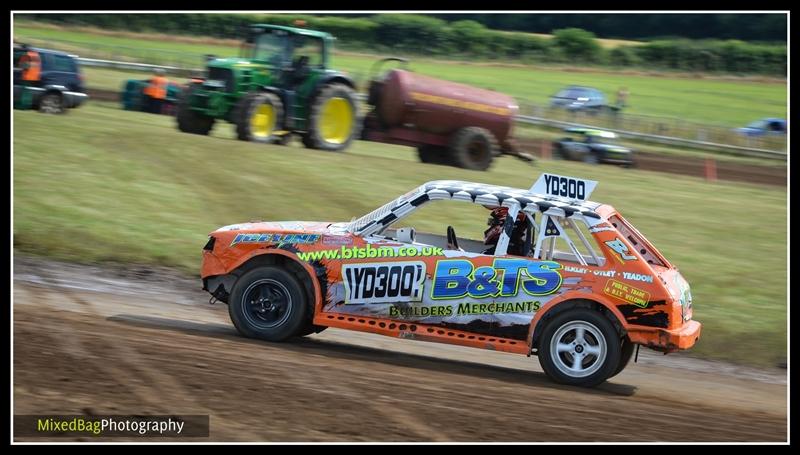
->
431, 259, 563, 300
343, 261, 426, 304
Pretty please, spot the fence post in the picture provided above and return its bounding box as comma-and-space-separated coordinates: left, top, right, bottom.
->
704, 157, 717, 182
541, 140, 552, 160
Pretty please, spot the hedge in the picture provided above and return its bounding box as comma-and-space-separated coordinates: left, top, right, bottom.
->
17, 13, 786, 76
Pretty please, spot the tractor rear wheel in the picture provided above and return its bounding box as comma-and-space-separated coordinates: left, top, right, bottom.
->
303, 84, 358, 152
176, 84, 215, 135
417, 145, 450, 165
236, 92, 284, 143
448, 127, 497, 171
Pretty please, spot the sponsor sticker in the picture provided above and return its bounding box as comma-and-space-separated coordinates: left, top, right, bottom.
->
230, 233, 320, 246
322, 235, 354, 246
604, 238, 638, 262
603, 279, 650, 308
342, 261, 426, 304
431, 258, 562, 300
622, 272, 654, 283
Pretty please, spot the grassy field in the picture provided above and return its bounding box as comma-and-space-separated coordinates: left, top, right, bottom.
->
15, 23, 787, 127
13, 102, 786, 367
79, 64, 786, 167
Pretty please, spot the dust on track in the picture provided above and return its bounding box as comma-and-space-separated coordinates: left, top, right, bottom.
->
12, 256, 787, 442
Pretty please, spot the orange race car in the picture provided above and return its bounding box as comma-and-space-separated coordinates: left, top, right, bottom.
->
201, 173, 701, 387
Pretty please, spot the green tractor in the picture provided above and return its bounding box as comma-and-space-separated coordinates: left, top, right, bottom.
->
177, 24, 358, 150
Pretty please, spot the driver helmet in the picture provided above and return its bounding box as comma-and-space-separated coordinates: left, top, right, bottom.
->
483, 206, 526, 247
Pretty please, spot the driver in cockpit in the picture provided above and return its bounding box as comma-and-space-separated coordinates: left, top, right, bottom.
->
483, 207, 530, 256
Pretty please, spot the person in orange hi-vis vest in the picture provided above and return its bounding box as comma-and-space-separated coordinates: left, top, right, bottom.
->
143, 68, 169, 114
19, 45, 42, 85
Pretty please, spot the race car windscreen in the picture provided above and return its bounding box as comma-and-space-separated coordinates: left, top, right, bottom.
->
346, 185, 426, 234
608, 214, 669, 267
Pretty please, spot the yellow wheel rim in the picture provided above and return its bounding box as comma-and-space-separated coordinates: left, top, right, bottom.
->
251, 104, 275, 138
319, 97, 354, 144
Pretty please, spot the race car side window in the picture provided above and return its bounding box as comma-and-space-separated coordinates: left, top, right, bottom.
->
375, 199, 490, 254
532, 213, 605, 266
608, 215, 668, 267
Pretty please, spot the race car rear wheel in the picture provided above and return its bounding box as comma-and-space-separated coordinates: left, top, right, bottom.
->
538, 308, 621, 387
229, 266, 308, 342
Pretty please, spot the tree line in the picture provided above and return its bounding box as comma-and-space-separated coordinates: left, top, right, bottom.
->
18, 13, 787, 76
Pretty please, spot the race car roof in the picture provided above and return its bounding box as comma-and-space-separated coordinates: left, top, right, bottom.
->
348, 180, 604, 234
565, 127, 617, 138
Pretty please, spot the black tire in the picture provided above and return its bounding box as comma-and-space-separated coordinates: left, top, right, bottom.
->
38, 92, 65, 114
623, 155, 637, 169
228, 267, 308, 342
553, 142, 567, 160
176, 84, 215, 135
537, 308, 622, 387
303, 83, 358, 151
448, 127, 497, 171
417, 144, 450, 165
610, 338, 635, 379
235, 92, 284, 143
583, 151, 600, 165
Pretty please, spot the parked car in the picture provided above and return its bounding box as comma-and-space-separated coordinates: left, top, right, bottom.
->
553, 128, 635, 167
13, 44, 88, 113
199, 173, 701, 387
549, 86, 609, 113
735, 118, 787, 137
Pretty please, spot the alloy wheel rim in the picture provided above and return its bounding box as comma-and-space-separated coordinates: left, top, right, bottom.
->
241, 279, 292, 329
550, 320, 607, 378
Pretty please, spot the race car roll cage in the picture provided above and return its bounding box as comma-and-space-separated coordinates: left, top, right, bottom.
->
346, 181, 606, 266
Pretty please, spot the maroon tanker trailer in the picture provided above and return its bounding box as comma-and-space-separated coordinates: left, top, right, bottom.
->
361, 58, 534, 171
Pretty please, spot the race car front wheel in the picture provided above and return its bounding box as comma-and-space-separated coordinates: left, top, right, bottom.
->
228, 266, 308, 342
538, 308, 621, 387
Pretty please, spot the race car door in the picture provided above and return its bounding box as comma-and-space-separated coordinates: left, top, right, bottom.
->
324, 201, 559, 341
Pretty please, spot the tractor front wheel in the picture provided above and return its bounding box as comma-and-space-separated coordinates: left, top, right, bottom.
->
303, 84, 358, 152
236, 92, 284, 143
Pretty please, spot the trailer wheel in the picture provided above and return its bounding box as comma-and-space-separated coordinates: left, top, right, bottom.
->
303, 84, 358, 152
236, 92, 284, 143
417, 145, 450, 165
449, 127, 497, 171
176, 84, 215, 135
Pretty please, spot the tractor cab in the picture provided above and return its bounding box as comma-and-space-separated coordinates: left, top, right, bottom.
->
240, 24, 331, 79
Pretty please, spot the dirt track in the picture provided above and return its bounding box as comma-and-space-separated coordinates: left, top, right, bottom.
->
12, 257, 787, 442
